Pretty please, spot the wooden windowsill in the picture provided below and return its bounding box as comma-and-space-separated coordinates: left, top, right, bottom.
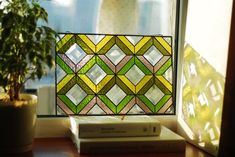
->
2, 138, 213, 157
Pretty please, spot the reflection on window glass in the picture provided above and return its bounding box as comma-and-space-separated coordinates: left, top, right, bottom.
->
25, 0, 177, 115
178, 0, 233, 156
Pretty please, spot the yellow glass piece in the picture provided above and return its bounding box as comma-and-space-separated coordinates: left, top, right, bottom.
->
78, 35, 96, 52
56, 34, 73, 52
156, 76, 172, 93
96, 35, 113, 52
57, 74, 75, 92
78, 75, 96, 93
118, 75, 135, 93
97, 75, 114, 93
117, 36, 134, 53
135, 37, 151, 53
155, 37, 172, 55
136, 75, 152, 93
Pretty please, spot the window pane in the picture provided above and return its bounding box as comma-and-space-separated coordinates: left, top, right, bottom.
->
27, 0, 177, 115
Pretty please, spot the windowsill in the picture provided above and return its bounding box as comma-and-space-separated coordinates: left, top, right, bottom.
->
5, 138, 213, 157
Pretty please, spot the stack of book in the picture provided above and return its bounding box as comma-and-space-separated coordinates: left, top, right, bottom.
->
70, 116, 185, 154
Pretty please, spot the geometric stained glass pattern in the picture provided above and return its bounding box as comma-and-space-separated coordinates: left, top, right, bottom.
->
56, 34, 174, 115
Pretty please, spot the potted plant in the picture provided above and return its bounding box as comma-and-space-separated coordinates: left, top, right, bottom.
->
0, 0, 56, 153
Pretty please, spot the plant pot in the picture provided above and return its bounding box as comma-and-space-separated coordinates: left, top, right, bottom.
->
0, 94, 37, 153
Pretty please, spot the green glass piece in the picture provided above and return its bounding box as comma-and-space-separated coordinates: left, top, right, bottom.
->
58, 95, 76, 113
116, 37, 133, 55
155, 77, 172, 94
97, 36, 115, 54
137, 95, 154, 112
75, 35, 95, 54
135, 37, 152, 55
57, 75, 76, 94
118, 57, 135, 75
117, 95, 134, 113
156, 58, 172, 75
77, 95, 95, 113
98, 95, 116, 113
96, 56, 114, 74
58, 36, 76, 54
155, 95, 171, 112
98, 76, 115, 94
153, 38, 171, 56
137, 77, 154, 94
56, 56, 74, 74
56, 35, 73, 53
116, 77, 134, 94
77, 56, 96, 74
135, 57, 152, 75
77, 75, 95, 94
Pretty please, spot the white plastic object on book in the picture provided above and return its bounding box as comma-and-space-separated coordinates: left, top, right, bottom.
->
71, 126, 186, 154
70, 116, 161, 138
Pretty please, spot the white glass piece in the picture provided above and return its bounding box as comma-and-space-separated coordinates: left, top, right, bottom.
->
66, 84, 87, 105
125, 65, 144, 85
65, 43, 86, 64
144, 46, 163, 66
163, 66, 172, 83
145, 84, 164, 105
87, 35, 105, 44
127, 104, 145, 114
56, 65, 66, 83
87, 105, 105, 114
106, 45, 125, 65
86, 64, 106, 85
164, 37, 171, 45
126, 36, 142, 45
106, 85, 126, 105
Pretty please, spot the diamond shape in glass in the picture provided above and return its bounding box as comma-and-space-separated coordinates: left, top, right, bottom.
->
145, 85, 164, 105
125, 65, 145, 85
65, 43, 86, 64
86, 64, 106, 85
106, 45, 125, 65
56, 65, 66, 83
106, 85, 126, 105
66, 84, 87, 106
144, 46, 163, 66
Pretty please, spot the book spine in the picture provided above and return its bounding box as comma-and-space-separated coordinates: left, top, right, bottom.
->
78, 122, 161, 138
78, 140, 186, 154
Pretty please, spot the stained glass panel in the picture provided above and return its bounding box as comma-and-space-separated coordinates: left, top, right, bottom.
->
56, 34, 174, 115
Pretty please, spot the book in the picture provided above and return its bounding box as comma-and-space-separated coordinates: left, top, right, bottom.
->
70, 116, 161, 138
71, 126, 186, 154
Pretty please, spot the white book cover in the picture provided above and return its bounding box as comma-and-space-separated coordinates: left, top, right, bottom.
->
71, 126, 186, 154
70, 116, 161, 138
